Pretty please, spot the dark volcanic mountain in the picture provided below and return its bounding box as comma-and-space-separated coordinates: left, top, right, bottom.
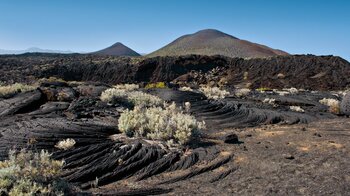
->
93, 42, 140, 57
148, 29, 288, 58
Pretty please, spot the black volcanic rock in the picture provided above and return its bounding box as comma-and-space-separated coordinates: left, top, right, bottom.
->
148, 29, 288, 58
93, 42, 140, 57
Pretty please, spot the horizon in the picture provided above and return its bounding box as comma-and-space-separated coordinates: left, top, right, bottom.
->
0, 0, 349, 60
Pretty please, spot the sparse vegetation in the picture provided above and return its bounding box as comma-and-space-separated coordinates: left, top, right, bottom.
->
289, 106, 305, 113
145, 82, 167, 89
179, 86, 193, 92
0, 149, 69, 195
200, 86, 229, 100
114, 83, 139, 91
256, 87, 272, 92
263, 98, 277, 107
100, 88, 163, 107
234, 88, 251, 98
118, 102, 205, 145
55, 138, 76, 150
0, 83, 37, 97
319, 98, 340, 114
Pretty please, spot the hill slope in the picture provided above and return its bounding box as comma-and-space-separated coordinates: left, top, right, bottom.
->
93, 42, 140, 57
148, 29, 288, 58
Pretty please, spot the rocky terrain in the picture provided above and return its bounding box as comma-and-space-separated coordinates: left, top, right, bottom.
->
0, 53, 349, 195
0, 78, 349, 195
0, 54, 349, 90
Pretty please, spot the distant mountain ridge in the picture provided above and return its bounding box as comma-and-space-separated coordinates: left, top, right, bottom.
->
0, 47, 74, 55
147, 29, 288, 58
92, 42, 140, 57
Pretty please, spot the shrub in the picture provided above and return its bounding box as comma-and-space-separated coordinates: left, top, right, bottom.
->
118, 102, 205, 145
145, 82, 167, 89
100, 88, 163, 107
234, 88, 251, 98
200, 86, 230, 100
0, 83, 37, 97
55, 138, 76, 150
289, 106, 305, 113
114, 83, 139, 91
263, 98, 277, 107
0, 149, 69, 195
256, 87, 272, 92
179, 86, 194, 92
283, 87, 299, 94
319, 98, 340, 114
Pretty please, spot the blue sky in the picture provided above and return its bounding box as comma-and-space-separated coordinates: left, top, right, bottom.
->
0, 0, 349, 60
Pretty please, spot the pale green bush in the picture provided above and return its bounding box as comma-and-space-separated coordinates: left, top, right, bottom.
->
179, 86, 193, 92
114, 83, 139, 91
200, 86, 230, 100
289, 106, 305, 113
0, 149, 69, 195
55, 138, 76, 150
118, 102, 205, 145
319, 98, 340, 114
234, 88, 251, 98
100, 88, 162, 107
0, 83, 37, 97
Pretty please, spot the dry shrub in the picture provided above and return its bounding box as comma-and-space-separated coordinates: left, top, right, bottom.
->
118, 102, 205, 145
100, 88, 162, 107
0, 83, 37, 97
200, 86, 230, 100
55, 138, 76, 150
0, 149, 69, 195
289, 106, 305, 113
179, 86, 193, 92
319, 98, 340, 114
234, 88, 251, 98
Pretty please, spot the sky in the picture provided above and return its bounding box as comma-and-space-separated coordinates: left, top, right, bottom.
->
0, 0, 349, 60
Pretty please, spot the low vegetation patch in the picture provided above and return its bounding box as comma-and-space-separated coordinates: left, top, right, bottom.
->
200, 86, 230, 100
289, 106, 305, 113
0, 83, 37, 97
145, 82, 167, 89
100, 88, 163, 107
234, 88, 251, 98
0, 149, 69, 195
179, 86, 194, 92
118, 102, 205, 145
263, 98, 277, 107
55, 138, 76, 150
114, 83, 139, 91
319, 98, 340, 114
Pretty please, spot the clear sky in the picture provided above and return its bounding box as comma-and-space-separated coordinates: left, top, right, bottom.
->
0, 0, 349, 60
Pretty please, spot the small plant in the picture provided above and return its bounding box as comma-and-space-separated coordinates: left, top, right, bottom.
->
243, 72, 249, 80
199, 86, 229, 100
290, 106, 305, 113
283, 87, 299, 94
179, 86, 194, 92
118, 102, 205, 145
0, 83, 37, 97
263, 98, 277, 107
184, 102, 191, 112
234, 88, 251, 98
0, 149, 69, 195
256, 87, 272, 92
55, 138, 76, 150
145, 82, 167, 89
319, 98, 340, 114
114, 83, 139, 91
100, 88, 163, 107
